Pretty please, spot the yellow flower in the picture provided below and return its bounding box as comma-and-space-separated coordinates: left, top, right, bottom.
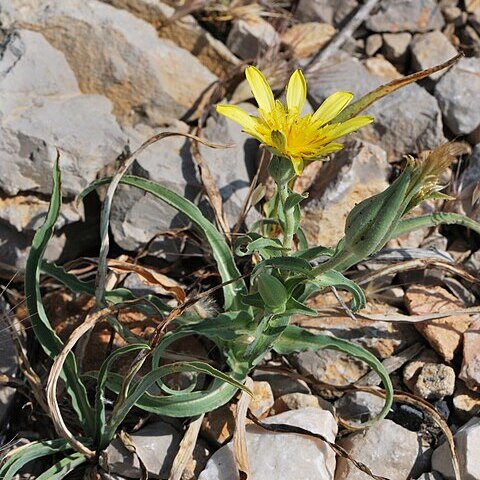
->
216, 66, 373, 175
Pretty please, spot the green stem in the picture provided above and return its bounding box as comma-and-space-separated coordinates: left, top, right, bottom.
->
280, 183, 295, 251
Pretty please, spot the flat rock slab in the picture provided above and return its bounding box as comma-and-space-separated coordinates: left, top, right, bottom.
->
199, 408, 337, 480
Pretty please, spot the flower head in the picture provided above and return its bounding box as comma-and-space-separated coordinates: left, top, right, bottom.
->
216, 66, 373, 175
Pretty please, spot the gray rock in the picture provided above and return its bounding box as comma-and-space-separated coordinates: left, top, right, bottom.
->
103, 420, 209, 479
335, 392, 385, 426
110, 122, 199, 253
0, 29, 79, 106
101, 0, 239, 77
366, 0, 444, 33
251, 371, 311, 398
272, 393, 334, 415
461, 144, 480, 189
226, 18, 279, 60
199, 105, 259, 228
295, 0, 358, 27
110, 107, 258, 254
308, 55, 446, 159
1, 0, 217, 126
411, 32, 458, 81
435, 57, 480, 135
413, 363, 456, 400
432, 416, 480, 479
365, 34, 383, 57
1, 94, 125, 197
336, 419, 426, 479
199, 408, 337, 480
382, 32, 412, 64
0, 29, 125, 198
0, 28, 124, 269
292, 346, 370, 388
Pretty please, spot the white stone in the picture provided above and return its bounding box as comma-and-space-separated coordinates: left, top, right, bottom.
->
227, 18, 279, 60
1, 0, 218, 125
199, 408, 337, 480
432, 416, 480, 480
336, 419, 425, 479
435, 57, 480, 135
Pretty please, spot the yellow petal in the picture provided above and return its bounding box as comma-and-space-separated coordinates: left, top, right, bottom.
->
328, 116, 373, 139
245, 66, 275, 113
216, 104, 259, 131
286, 69, 307, 113
310, 143, 344, 158
290, 156, 304, 175
312, 92, 354, 126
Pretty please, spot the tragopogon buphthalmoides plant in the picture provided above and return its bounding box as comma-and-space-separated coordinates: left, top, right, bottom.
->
3, 53, 478, 479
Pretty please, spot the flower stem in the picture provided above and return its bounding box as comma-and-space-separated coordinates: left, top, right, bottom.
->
280, 183, 295, 251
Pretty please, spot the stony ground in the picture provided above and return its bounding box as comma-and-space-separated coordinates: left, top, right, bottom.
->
0, 0, 480, 479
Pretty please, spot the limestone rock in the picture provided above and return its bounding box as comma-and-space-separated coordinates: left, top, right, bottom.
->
336, 419, 426, 479
202, 403, 237, 445
410, 31, 458, 82
101, 0, 239, 76
2, 0, 217, 126
295, 0, 358, 27
301, 139, 390, 248
272, 393, 334, 416
453, 381, 480, 421
366, 0, 445, 33
405, 285, 473, 361
365, 34, 383, 57
307, 55, 445, 159
295, 292, 420, 361
432, 416, 480, 479
104, 420, 209, 479
281, 22, 336, 59
226, 18, 279, 60
334, 391, 385, 426
413, 363, 456, 400
109, 122, 199, 253
416, 473, 444, 480
0, 29, 125, 197
403, 349, 441, 392
435, 57, 480, 135
198, 105, 259, 229
364, 55, 401, 80
249, 381, 274, 418
199, 408, 337, 480
460, 317, 480, 391
382, 32, 412, 64
251, 371, 310, 398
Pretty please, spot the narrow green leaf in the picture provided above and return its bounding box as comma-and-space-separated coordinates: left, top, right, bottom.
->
273, 325, 393, 426
315, 270, 366, 311
0, 439, 73, 480
24, 159, 94, 434
391, 212, 480, 239
35, 452, 86, 480
80, 176, 246, 310
94, 343, 149, 449
105, 362, 250, 437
